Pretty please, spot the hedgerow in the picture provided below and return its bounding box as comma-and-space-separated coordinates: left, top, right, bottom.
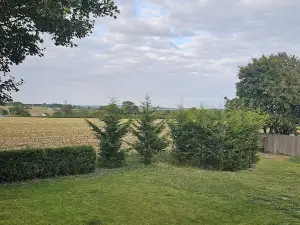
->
169, 108, 267, 171
0, 146, 96, 182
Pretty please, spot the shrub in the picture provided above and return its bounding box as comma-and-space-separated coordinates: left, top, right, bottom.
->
0, 146, 96, 183
86, 99, 130, 168
132, 95, 169, 165
169, 108, 267, 171
0, 109, 9, 115
169, 108, 203, 165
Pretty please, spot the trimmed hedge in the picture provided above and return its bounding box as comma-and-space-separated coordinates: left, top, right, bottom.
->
0, 146, 96, 183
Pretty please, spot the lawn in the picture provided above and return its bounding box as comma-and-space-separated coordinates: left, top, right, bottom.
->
0, 154, 299, 225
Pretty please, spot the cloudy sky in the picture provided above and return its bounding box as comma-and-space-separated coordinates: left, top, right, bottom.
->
11, 0, 300, 107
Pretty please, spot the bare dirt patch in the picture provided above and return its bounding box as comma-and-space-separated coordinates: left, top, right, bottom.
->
260, 153, 289, 161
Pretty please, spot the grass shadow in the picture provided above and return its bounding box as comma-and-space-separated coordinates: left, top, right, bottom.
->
86, 219, 102, 225
289, 157, 300, 164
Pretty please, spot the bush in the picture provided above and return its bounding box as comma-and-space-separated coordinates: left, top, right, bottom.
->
86, 99, 130, 168
0, 146, 96, 183
169, 108, 267, 171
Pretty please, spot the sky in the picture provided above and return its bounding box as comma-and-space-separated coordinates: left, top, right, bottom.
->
10, 0, 300, 108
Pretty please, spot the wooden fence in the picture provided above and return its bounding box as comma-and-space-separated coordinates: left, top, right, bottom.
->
261, 134, 300, 157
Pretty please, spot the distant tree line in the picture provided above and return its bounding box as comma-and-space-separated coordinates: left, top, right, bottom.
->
1, 100, 175, 118
52, 101, 173, 119
6, 102, 88, 109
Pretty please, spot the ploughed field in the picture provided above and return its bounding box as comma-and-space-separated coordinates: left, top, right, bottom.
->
0, 117, 166, 151
0, 117, 102, 150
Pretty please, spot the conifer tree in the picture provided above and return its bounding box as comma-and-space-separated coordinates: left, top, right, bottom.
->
132, 95, 169, 165
86, 99, 130, 168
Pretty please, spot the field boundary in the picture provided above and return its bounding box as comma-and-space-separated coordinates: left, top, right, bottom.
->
261, 134, 300, 157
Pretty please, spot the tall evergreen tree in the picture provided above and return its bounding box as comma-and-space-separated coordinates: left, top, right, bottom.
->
132, 95, 169, 165
86, 99, 130, 168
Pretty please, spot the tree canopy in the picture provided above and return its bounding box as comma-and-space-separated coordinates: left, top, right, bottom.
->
121, 101, 139, 115
225, 52, 300, 135
0, 0, 119, 105
8, 102, 31, 116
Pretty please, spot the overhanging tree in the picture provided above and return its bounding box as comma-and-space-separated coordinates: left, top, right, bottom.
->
226, 52, 300, 135
0, 0, 119, 105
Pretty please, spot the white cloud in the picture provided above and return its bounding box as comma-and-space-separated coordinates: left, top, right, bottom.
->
240, 0, 292, 9
10, 0, 300, 107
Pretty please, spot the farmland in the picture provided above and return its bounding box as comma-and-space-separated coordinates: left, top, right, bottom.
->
0, 106, 55, 116
0, 117, 102, 150
0, 117, 164, 151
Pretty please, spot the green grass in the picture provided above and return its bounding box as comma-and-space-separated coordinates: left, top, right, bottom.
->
289, 157, 300, 164
0, 155, 300, 225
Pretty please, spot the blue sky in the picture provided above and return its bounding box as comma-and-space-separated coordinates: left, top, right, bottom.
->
10, 0, 300, 107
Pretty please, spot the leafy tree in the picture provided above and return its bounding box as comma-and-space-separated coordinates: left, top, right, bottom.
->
61, 104, 74, 115
77, 109, 89, 116
0, 108, 9, 116
52, 104, 74, 116
132, 95, 169, 165
122, 101, 139, 115
0, 0, 120, 105
224, 97, 244, 110
226, 52, 300, 135
86, 99, 130, 168
53, 110, 62, 116
99, 105, 111, 110
9, 102, 31, 117
91, 109, 105, 119
51, 103, 63, 108
0, 77, 24, 105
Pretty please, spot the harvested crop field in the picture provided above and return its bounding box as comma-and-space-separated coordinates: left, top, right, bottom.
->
0, 117, 103, 150
0, 117, 168, 151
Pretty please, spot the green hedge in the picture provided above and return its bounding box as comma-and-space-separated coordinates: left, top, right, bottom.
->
169, 109, 268, 171
0, 146, 96, 183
